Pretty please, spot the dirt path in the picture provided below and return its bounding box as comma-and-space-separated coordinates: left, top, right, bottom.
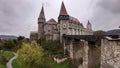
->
6, 52, 17, 68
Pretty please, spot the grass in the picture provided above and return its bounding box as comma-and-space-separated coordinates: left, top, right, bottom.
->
0, 51, 14, 68
12, 57, 70, 68
0, 64, 6, 68
12, 59, 21, 68
1, 51, 14, 60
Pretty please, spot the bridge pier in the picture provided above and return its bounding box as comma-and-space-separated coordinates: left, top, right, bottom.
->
64, 38, 89, 68
63, 35, 103, 68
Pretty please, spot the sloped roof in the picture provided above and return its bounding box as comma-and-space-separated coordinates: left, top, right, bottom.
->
59, 2, 68, 15
47, 18, 57, 24
69, 16, 82, 26
80, 23, 84, 28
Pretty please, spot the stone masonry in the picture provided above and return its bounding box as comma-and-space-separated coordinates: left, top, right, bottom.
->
101, 37, 120, 68
63, 35, 120, 68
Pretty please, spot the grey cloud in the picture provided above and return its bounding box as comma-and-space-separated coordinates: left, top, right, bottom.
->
98, 0, 120, 14
0, 0, 39, 37
91, 0, 120, 31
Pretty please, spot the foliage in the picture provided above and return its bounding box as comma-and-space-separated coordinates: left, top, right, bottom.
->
94, 30, 106, 35
0, 40, 16, 51
0, 36, 29, 51
0, 42, 3, 50
13, 39, 29, 52
17, 36, 25, 41
16, 41, 50, 68
40, 39, 64, 56
0, 51, 14, 68
0, 64, 6, 68
13, 56, 70, 68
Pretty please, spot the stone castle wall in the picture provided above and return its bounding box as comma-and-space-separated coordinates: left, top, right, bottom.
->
101, 39, 120, 68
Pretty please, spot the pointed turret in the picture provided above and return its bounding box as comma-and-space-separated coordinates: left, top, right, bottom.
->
58, 1, 69, 22
59, 1, 68, 15
88, 20, 91, 25
38, 5, 46, 23
39, 5, 45, 19
38, 5, 46, 40
87, 20, 92, 30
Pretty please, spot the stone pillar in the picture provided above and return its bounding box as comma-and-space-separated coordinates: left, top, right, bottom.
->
70, 40, 74, 59
82, 41, 89, 68
69, 39, 89, 68
63, 38, 66, 55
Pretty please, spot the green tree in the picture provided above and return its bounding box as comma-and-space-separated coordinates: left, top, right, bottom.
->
41, 40, 64, 56
94, 30, 106, 35
17, 41, 50, 68
17, 36, 25, 41
3, 40, 16, 50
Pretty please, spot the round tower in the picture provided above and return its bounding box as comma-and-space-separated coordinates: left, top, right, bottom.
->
38, 5, 46, 40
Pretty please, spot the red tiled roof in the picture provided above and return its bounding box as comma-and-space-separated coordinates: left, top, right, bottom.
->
47, 18, 57, 24
70, 16, 80, 25
59, 2, 68, 15
81, 23, 84, 28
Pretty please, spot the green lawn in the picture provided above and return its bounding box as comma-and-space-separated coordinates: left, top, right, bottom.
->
12, 57, 70, 68
0, 51, 14, 68
0, 64, 6, 68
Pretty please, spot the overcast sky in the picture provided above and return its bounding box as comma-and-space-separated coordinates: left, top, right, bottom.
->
0, 0, 120, 38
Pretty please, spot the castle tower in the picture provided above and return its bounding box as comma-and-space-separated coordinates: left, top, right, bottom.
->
87, 21, 92, 30
58, 2, 69, 43
38, 5, 46, 40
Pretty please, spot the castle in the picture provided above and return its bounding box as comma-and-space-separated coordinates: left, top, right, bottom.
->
30, 2, 93, 42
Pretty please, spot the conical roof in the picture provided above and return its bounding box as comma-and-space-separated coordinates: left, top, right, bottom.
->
39, 5, 45, 18
88, 20, 91, 24
59, 2, 68, 15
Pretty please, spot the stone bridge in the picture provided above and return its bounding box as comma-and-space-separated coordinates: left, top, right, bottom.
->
63, 35, 120, 68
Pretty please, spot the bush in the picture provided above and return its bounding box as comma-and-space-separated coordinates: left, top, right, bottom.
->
0, 51, 14, 67
17, 41, 50, 68
40, 40, 64, 56
1, 40, 16, 51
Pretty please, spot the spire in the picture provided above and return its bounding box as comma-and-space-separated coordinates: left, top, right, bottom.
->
39, 5, 45, 19
59, 1, 68, 15
87, 20, 92, 30
88, 20, 91, 24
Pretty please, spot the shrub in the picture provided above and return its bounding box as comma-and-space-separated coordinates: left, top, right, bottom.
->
17, 41, 50, 68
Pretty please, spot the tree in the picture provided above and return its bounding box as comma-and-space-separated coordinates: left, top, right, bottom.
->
93, 30, 106, 35
17, 36, 25, 41
17, 41, 50, 68
40, 40, 64, 57
3, 40, 16, 50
